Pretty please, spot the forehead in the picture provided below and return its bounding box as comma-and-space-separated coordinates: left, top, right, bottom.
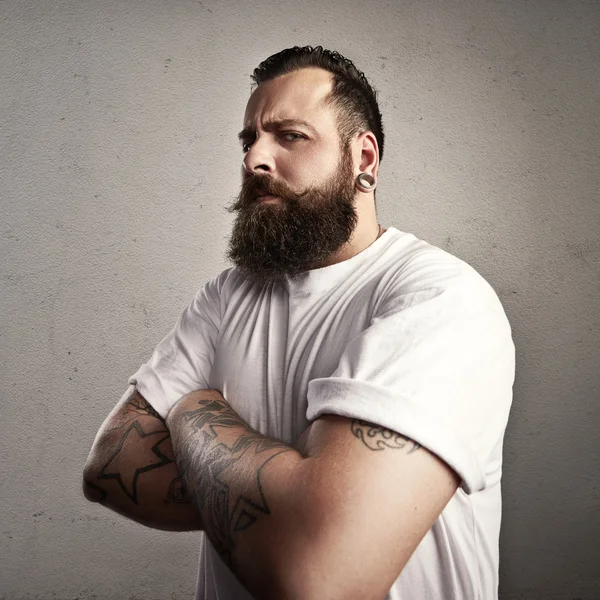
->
243, 67, 337, 130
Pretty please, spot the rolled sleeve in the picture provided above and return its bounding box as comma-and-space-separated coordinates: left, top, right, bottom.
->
307, 284, 515, 494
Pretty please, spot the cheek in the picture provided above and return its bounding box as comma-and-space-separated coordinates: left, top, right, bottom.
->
278, 156, 312, 186
282, 152, 338, 186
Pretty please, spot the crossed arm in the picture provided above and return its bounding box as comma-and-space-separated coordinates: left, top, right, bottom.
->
82, 387, 202, 530
83, 387, 460, 599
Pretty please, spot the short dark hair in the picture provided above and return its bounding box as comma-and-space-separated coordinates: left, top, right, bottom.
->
250, 46, 385, 162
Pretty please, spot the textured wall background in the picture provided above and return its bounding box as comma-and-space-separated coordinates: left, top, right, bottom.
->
1, 0, 599, 598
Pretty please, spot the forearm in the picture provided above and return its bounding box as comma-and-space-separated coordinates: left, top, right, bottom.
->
167, 390, 310, 597
83, 391, 203, 532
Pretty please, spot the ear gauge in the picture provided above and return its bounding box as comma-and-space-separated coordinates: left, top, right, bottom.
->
356, 172, 376, 192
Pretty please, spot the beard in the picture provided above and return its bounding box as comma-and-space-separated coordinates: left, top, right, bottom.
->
225, 143, 358, 286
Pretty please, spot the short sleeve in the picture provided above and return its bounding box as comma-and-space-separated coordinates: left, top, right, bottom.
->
306, 283, 515, 494
128, 272, 224, 419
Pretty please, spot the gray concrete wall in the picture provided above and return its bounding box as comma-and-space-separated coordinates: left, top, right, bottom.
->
1, 0, 598, 598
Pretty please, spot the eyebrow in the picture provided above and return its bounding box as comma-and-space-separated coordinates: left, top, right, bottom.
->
237, 118, 317, 142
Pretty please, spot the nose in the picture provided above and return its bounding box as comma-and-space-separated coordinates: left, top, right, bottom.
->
242, 136, 276, 178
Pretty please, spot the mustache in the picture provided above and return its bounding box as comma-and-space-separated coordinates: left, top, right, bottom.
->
240, 175, 300, 204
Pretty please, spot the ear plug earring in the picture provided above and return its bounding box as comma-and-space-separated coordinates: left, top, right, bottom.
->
356, 172, 376, 192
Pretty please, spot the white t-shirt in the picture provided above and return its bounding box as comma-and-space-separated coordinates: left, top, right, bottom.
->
128, 226, 515, 600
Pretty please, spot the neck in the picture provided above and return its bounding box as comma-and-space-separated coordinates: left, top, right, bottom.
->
313, 220, 384, 269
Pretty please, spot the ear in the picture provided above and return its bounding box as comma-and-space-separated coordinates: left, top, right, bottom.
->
355, 130, 379, 178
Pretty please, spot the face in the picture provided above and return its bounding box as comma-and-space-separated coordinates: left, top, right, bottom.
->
225, 68, 359, 286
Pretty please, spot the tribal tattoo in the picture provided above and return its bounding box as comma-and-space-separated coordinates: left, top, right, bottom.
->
171, 396, 293, 567
351, 419, 421, 453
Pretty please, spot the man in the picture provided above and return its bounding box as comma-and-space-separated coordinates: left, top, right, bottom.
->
83, 46, 515, 599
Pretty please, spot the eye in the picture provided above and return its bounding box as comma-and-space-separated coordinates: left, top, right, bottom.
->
241, 141, 253, 153
282, 132, 305, 142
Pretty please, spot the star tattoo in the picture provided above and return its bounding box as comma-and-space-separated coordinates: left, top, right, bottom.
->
98, 421, 173, 504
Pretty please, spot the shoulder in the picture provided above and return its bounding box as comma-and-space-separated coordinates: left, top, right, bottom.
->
380, 229, 506, 317
194, 266, 243, 305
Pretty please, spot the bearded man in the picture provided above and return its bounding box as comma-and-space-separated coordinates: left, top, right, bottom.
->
83, 46, 515, 600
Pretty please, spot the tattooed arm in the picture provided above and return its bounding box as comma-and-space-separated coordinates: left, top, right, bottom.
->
82, 386, 202, 531
167, 390, 460, 600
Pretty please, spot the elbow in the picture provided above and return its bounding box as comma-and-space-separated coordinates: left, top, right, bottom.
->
82, 458, 105, 504
82, 428, 117, 505
82, 476, 99, 503
82, 480, 95, 503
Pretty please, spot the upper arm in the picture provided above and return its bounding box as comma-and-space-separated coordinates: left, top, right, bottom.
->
279, 414, 460, 600
86, 385, 166, 451
127, 273, 224, 418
